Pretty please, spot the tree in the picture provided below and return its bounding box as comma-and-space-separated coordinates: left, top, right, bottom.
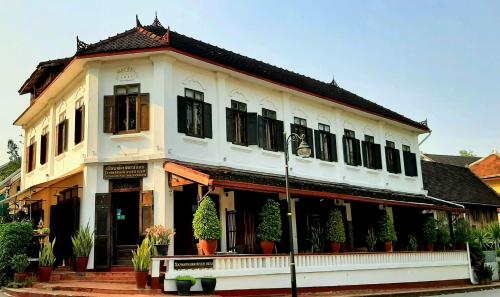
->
459, 150, 476, 157
7, 139, 20, 164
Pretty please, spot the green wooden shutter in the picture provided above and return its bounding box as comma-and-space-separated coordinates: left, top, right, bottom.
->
354, 138, 362, 166
329, 133, 337, 162
276, 120, 284, 152
94, 193, 112, 270
314, 130, 321, 159
394, 149, 402, 173
246, 113, 258, 145
257, 116, 264, 148
306, 128, 314, 158
342, 135, 348, 164
374, 144, 382, 169
226, 108, 234, 143
361, 141, 368, 167
203, 102, 212, 138
177, 96, 187, 134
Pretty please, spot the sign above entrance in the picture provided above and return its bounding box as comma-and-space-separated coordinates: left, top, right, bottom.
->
104, 163, 148, 179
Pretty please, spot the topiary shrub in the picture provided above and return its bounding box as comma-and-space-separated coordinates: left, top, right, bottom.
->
257, 200, 282, 242
192, 197, 221, 240
422, 217, 438, 244
377, 213, 397, 243
0, 221, 33, 285
325, 209, 346, 243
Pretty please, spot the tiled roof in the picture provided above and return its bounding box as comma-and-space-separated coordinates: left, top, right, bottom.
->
470, 153, 500, 178
423, 154, 481, 167
421, 160, 500, 206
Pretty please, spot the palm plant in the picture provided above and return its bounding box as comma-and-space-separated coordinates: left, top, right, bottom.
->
472, 228, 493, 251
488, 223, 500, 251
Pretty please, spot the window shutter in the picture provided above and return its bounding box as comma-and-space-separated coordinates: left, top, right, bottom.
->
257, 116, 264, 148
342, 135, 348, 164
290, 124, 298, 155
354, 138, 362, 166
226, 108, 234, 143
32, 141, 36, 170
404, 152, 418, 176
81, 105, 85, 141
276, 120, 284, 152
361, 141, 368, 167
140, 190, 154, 235
103, 96, 115, 133
55, 124, 60, 156
394, 149, 402, 173
64, 119, 69, 152
329, 133, 337, 162
410, 152, 417, 176
203, 102, 212, 138
139, 94, 150, 131
74, 108, 81, 144
177, 96, 187, 134
246, 112, 258, 145
94, 193, 112, 270
306, 128, 314, 158
374, 144, 382, 169
314, 130, 321, 159
40, 134, 46, 165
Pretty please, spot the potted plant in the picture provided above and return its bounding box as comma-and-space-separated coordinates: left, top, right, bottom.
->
39, 238, 56, 282
307, 224, 324, 253
366, 228, 377, 252
131, 238, 152, 289
378, 213, 397, 252
256, 200, 282, 254
71, 224, 94, 272
146, 225, 175, 256
11, 254, 29, 282
192, 197, 221, 255
408, 235, 418, 251
201, 276, 216, 294
176, 275, 196, 296
436, 219, 451, 250
454, 218, 471, 250
422, 217, 438, 251
325, 209, 346, 253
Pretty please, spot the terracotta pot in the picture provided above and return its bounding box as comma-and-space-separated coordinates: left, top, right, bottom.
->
384, 241, 393, 253
14, 272, 28, 282
457, 243, 466, 250
39, 266, 52, 282
135, 271, 148, 289
75, 257, 89, 272
427, 243, 434, 252
260, 240, 275, 254
331, 242, 341, 253
199, 240, 218, 255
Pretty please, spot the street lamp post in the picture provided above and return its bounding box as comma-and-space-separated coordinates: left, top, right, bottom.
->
283, 132, 311, 297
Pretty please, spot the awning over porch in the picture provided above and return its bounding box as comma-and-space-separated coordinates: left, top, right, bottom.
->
164, 162, 466, 212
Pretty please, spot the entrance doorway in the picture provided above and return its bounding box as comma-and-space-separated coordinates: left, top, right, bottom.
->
112, 191, 140, 265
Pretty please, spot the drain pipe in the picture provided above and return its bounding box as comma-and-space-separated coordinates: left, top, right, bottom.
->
418, 130, 432, 146
426, 195, 476, 284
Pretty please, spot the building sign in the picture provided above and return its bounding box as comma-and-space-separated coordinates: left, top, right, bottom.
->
174, 259, 214, 270
103, 163, 148, 179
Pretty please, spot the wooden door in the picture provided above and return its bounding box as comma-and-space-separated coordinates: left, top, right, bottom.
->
94, 193, 112, 270
139, 190, 153, 235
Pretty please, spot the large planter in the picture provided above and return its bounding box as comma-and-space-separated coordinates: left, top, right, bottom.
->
199, 240, 218, 255
457, 243, 466, 250
331, 242, 341, 253
260, 240, 275, 254
39, 266, 52, 282
201, 277, 216, 294
75, 257, 89, 272
14, 272, 28, 282
384, 241, 393, 253
135, 271, 148, 289
176, 280, 193, 296
154, 244, 169, 256
427, 243, 434, 252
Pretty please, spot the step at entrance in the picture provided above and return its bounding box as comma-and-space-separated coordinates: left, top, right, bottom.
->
115, 245, 135, 266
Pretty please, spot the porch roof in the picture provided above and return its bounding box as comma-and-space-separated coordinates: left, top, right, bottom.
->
164, 162, 466, 212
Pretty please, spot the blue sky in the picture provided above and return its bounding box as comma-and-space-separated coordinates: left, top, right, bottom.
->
0, 0, 498, 164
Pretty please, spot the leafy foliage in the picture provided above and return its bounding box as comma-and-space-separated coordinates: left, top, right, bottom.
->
422, 217, 438, 244
307, 224, 323, 253
471, 228, 493, 250
132, 238, 152, 272
365, 229, 377, 252
7, 140, 21, 164
436, 219, 451, 249
71, 223, 94, 258
377, 213, 397, 243
325, 209, 346, 243
408, 235, 418, 251
176, 275, 196, 286
454, 218, 471, 245
192, 197, 221, 240
488, 223, 500, 251
459, 149, 476, 157
0, 221, 33, 285
0, 162, 20, 181
146, 225, 175, 245
11, 254, 29, 273
39, 238, 56, 267
256, 200, 282, 242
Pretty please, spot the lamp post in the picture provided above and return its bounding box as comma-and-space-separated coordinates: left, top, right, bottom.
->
283, 132, 311, 297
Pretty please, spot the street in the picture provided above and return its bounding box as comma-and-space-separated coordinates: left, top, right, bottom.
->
433, 288, 500, 296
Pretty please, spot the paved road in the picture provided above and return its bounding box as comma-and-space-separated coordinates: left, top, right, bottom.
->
434, 288, 500, 296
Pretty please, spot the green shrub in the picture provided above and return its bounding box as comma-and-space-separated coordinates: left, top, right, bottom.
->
377, 213, 397, 243
192, 197, 221, 240
132, 238, 152, 272
436, 219, 451, 249
39, 238, 56, 267
256, 200, 282, 242
471, 228, 493, 251
325, 209, 346, 243
488, 223, 500, 251
176, 275, 196, 286
0, 221, 33, 285
454, 218, 471, 245
72, 223, 94, 258
422, 217, 438, 244
408, 235, 418, 251
366, 229, 377, 252
11, 254, 29, 273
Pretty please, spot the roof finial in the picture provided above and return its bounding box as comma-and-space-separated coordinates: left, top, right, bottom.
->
136, 14, 142, 27
330, 75, 339, 87
76, 36, 89, 51
152, 11, 163, 27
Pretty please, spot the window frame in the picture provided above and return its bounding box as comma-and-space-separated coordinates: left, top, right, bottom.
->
184, 89, 205, 138
74, 102, 85, 145
27, 137, 36, 173
229, 100, 248, 146
385, 140, 401, 174
114, 84, 140, 134
56, 115, 68, 156
317, 123, 332, 161
40, 127, 49, 166
344, 129, 358, 166
260, 109, 280, 152
362, 134, 381, 170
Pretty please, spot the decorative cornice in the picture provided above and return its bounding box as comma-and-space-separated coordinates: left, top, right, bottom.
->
76, 36, 89, 51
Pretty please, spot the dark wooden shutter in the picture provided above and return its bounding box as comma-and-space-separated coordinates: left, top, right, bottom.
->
314, 130, 321, 159
290, 124, 298, 155
353, 138, 362, 166
40, 134, 46, 165
103, 96, 115, 133
329, 133, 337, 162
75, 108, 82, 144
63, 119, 69, 152
226, 108, 234, 143
257, 116, 264, 148
140, 190, 154, 235
404, 152, 417, 176
81, 105, 85, 141
246, 113, 258, 145
139, 94, 150, 131
361, 141, 368, 167
276, 120, 284, 152
32, 142, 36, 170
94, 193, 112, 270
306, 128, 314, 158
342, 135, 348, 164
394, 149, 402, 173
177, 96, 187, 134
203, 102, 212, 138
374, 144, 382, 169
55, 124, 60, 156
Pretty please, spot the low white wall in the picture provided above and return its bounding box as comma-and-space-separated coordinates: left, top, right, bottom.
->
155, 252, 470, 292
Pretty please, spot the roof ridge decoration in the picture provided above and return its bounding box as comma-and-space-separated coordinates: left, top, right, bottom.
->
152, 11, 163, 27
136, 14, 142, 28
135, 13, 169, 45
76, 36, 89, 51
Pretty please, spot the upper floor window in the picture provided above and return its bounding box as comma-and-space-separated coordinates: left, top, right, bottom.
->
342, 129, 361, 166
103, 84, 149, 134
177, 88, 212, 138
226, 100, 257, 146
26, 137, 36, 173
291, 117, 314, 157
258, 109, 284, 152
385, 140, 401, 174
75, 101, 85, 145
402, 145, 418, 177
56, 114, 68, 156
40, 127, 49, 165
362, 135, 382, 169
314, 123, 337, 162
